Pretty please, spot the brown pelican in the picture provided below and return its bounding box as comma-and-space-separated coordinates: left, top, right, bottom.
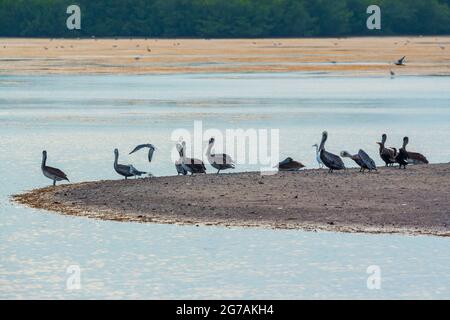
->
407, 151, 429, 165
114, 149, 146, 179
395, 56, 406, 66
377, 134, 396, 167
41, 151, 69, 186
175, 143, 187, 175
128, 165, 147, 179
319, 131, 345, 173
129, 144, 156, 163
275, 157, 305, 172
206, 137, 235, 174
401, 137, 429, 165
340, 150, 377, 173
312, 144, 324, 168
358, 149, 377, 171
181, 141, 206, 175
395, 137, 409, 169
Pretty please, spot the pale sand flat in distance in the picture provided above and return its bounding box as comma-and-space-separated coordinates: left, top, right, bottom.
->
13, 164, 450, 237
1, 37, 450, 76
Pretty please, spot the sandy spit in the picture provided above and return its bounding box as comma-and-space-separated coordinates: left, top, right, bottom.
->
1, 37, 450, 76
12, 164, 450, 237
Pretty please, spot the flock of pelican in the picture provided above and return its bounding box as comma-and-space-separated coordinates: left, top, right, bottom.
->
41, 132, 428, 186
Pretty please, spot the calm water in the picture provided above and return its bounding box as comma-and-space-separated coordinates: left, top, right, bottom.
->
0, 74, 449, 299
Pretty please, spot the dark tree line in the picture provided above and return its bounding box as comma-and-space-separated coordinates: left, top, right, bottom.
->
0, 0, 449, 37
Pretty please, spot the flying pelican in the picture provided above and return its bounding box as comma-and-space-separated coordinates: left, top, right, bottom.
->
395, 56, 406, 66
206, 137, 235, 174
129, 144, 156, 163
340, 150, 377, 173
376, 134, 396, 167
114, 149, 146, 179
181, 141, 206, 175
312, 144, 324, 168
175, 143, 187, 175
275, 157, 305, 172
319, 131, 345, 173
41, 151, 69, 186
395, 137, 409, 169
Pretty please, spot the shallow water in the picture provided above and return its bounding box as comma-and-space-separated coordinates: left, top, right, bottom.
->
0, 73, 449, 299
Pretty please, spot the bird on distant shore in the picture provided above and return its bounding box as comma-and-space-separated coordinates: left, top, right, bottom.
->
312, 144, 324, 168
181, 141, 206, 175
395, 137, 410, 169
319, 131, 345, 173
340, 150, 377, 173
395, 56, 406, 66
41, 151, 69, 186
377, 134, 396, 167
275, 157, 305, 172
114, 149, 146, 179
129, 144, 156, 163
390, 70, 395, 78
175, 143, 188, 175
206, 137, 235, 174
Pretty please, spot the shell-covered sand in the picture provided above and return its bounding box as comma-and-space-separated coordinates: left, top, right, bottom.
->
13, 164, 450, 237
1, 37, 450, 75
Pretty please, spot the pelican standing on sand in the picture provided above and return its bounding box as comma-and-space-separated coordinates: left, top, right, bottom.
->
340, 150, 377, 173
377, 134, 396, 167
404, 138, 429, 165
175, 143, 187, 175
114, 149, 146, 179
181, 141, 207, 175
319, 131, 345, 173
206, 137, 235, 174
395, 137, 410, 169
312, 144, 324, 168
275, 157, 305, 172
129, 144, 156, 163
128, 165, 147, 179
41, 151, 69, 186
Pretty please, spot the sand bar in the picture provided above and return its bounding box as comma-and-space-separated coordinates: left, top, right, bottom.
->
1, 37, 450, 75
13, 164, 450, 237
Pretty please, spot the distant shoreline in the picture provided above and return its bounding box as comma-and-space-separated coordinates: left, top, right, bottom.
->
13, 164, 450, 237
1, 37, 450, 76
